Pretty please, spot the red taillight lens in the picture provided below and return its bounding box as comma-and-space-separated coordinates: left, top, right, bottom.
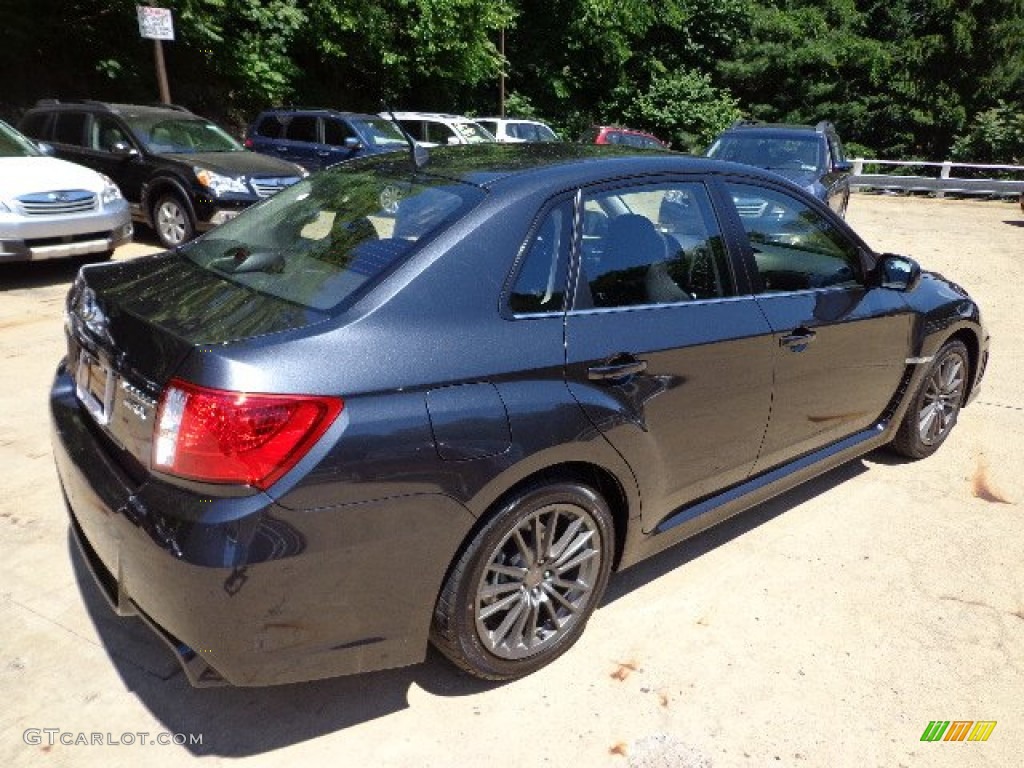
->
153, 379, 343, 490
243, 137, 253, 148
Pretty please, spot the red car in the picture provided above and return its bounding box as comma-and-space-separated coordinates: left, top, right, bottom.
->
580, 125, 669, 149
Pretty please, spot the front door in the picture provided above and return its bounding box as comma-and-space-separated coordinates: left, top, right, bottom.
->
722, 181, 912, 472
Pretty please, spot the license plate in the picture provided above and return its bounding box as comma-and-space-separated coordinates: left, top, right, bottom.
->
76, 350, 115, 426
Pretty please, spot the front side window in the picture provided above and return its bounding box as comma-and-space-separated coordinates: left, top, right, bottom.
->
89, 116, 130, 152
725, 182, 862, 292
180, 166, 485, 312
508, 201, 572, 314
323, 118, 355, 146
578, 182, 733, 309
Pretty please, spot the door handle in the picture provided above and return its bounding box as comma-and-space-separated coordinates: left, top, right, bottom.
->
588, 356, 648, 381
316, 150, 331, 157
275, 146, 288, 152
780, 328, 817, 351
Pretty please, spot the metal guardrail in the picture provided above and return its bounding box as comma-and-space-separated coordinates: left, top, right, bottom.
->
850, 159, 1024, 198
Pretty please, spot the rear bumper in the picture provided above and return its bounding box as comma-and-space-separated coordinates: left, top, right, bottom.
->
50, 361, 474, 686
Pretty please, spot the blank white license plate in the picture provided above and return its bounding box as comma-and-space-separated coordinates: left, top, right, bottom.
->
75, 350, 115, 426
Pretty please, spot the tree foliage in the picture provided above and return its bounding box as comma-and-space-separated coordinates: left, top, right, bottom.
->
0, 0, 1020, 161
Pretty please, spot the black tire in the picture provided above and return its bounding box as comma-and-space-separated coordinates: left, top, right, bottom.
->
151, 193, 194, 249
431, 482, 615, 680
890, 340, 969, 459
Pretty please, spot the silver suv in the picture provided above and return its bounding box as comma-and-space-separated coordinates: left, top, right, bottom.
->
0, 120, 131, 262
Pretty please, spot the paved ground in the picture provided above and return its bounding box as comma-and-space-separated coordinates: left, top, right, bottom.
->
1, 198, 1022, 768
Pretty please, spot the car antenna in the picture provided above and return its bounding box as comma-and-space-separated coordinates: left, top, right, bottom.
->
382, 100, 428, 170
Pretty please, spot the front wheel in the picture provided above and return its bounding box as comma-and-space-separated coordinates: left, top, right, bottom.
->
889, 340, 969, 459
152, 193, 194, 249
431, 482, 615, 680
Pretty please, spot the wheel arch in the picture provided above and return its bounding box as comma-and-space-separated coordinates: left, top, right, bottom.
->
142, 175, 197, 229
946, 327, 982, 402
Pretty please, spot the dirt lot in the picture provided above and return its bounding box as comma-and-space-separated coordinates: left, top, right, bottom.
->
1, 196, 1022, 768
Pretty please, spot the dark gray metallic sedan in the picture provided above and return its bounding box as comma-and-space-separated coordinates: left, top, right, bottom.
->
51, 144, 988, 686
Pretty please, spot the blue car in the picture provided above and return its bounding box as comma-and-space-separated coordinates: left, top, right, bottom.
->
245, 108, 408, 171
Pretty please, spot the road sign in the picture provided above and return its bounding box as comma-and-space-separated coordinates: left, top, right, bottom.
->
137, 6, 174, 41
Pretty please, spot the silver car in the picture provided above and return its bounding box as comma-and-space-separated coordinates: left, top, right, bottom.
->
0, 120, 131, 262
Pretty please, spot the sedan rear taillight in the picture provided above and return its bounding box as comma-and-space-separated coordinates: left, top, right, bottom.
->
153, 379, 343, 490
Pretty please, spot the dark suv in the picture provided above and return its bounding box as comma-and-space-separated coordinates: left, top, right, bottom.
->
706, 120, 853, 216
245, 108, 408, 171
18, 100, 304, 248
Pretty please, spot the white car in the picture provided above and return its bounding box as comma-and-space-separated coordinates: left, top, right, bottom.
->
0, 120, 131, 263
476, 117, 559, 143
381, 112, 494, 146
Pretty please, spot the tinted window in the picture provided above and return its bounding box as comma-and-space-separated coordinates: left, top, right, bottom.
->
477, 120, 498, 136
89, 115, 130, 152
509, 201, 572, 314
255, 115, 285, 139
53, 112, 88, 146
284, 116, 319, 143
725, 182, 862, 291
424, 122, 457, 144
323, 118, 355, 146
181, 168, 485, 312
19, 113, 49, 140
399, 120, 425, 142
579, 183, 734, 308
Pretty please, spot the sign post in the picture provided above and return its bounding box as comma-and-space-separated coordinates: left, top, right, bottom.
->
137, 6, 174, 104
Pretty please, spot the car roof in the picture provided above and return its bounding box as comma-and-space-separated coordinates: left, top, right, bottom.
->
29, 100, 198, 120
354, 143, 773, 190
721, 121, 834, 137
256, 108, 385, 121
387, 112, 480, 121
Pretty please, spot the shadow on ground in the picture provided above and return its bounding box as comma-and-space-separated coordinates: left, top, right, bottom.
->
70, 457, 874, 756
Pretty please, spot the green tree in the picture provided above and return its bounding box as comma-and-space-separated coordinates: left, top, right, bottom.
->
624, 71, 741, 151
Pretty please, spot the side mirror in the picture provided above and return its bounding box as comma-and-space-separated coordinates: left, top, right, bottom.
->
111, 142, 139, 157
35, 141, 55, 156
343, 137, 362, 151
873, 253, 921, 292
834, 160, 853, 173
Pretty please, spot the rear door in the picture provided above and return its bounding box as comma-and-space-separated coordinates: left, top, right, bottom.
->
721, 180, 911, 472
563, 179, 776, 532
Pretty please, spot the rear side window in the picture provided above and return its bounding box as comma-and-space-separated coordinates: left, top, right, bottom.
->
53, 112, 88, 146
181, 168, 486, 312
578, 182, 734, 308
508, 201, 572, 314
725, 182, 861, 291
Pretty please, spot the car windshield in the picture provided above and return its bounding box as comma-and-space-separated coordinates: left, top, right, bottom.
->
708, 135, 822, 172
180, 164, 486, 312
0, 120, 42, 158
353, 118, 408, 148
124, 115, 244, 154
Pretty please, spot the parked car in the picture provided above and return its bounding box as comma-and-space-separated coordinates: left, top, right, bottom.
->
476, 117, 559, 143
245, 108, 408, 171
19, 100, 305, 249
52, 143, 988, 687
0, 119, 131, 263
382, 111, 494, 146
706, 120, 853, 217
580, 125, 669, 149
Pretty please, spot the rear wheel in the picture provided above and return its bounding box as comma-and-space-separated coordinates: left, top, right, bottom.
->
890, 340, 969, 459
431, 482, 614, 680
152, 193, 194, 249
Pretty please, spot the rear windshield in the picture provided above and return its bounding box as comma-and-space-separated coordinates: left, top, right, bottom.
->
180, 165, 485, 311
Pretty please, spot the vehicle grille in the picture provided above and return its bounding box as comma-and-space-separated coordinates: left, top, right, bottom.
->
250, 177, 300, 199
18, 190, 97, 215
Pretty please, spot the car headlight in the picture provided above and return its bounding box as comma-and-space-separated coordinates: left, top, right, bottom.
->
194, 168, 249, 196
99, 174, 123, 205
